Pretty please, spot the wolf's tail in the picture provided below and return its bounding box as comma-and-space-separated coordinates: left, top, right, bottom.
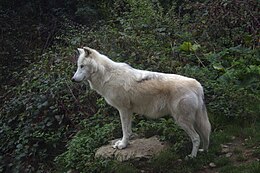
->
195, 97, 211, 151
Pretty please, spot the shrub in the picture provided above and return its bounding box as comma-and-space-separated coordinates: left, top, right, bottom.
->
1, 0, 259, 172
55, 120, 118, 172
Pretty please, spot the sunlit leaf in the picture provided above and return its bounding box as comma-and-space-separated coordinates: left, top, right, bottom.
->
191, 44, 201, 52
213, 63, 225, 71
179, 41, 192, 52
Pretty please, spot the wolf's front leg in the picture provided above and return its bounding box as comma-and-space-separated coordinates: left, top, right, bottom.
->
113, 109, 132, 149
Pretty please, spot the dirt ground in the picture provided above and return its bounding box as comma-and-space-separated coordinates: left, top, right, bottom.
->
197, 137, 259, 173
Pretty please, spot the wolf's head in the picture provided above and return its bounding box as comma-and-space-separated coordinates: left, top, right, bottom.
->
71, 47, 98, 82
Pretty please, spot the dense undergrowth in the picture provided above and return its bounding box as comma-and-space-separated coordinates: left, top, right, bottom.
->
0, 0, 259, 172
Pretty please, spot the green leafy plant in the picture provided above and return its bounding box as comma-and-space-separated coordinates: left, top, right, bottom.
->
55, 119, 118, 172
1, 0, 259, 172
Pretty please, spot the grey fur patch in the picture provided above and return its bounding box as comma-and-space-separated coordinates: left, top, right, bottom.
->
137, 75, 154, 83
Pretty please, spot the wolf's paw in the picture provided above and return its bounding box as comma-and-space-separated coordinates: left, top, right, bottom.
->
185, 154, 196, 160
112, 140, 127, 149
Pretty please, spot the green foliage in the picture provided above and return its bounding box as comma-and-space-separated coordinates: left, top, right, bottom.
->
214, 157, 231, 167
149, 149, 183, 173
134, 117, 185, 143
106, 162, 139, 173
177, 46, 259, 126
1, 0, 259, 172
220, 162, 260, 173
194, 0, 259, 47
206, 47, 259, 124
179, 42, 201, 52
55, 120, 118, 172
0, 36, 99, 171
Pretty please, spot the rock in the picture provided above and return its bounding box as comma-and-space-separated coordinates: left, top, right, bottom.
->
209, 162, 216, 168
221, 148, 229, 154
95, 136, 169, 162
221, 144, 228, 148
221, 144, 229, 154
225, 152, 232, 158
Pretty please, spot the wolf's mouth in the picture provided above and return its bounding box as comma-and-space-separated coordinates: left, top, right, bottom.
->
71, 77, 84, 83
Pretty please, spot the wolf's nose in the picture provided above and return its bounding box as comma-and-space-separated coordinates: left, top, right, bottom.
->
71, 78, 75, 82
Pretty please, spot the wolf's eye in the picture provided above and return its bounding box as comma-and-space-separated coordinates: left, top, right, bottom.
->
80, 65, 84, 68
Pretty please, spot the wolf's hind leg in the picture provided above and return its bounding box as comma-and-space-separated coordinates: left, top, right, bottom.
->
172, 96, 200, 157
177, 119, 200, 158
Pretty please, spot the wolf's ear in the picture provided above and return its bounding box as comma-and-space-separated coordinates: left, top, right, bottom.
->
83, 47, 92, 57
77, 48, 85, 55
75, 49, 80, 57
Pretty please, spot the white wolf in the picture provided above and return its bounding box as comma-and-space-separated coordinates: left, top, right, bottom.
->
72, 47, 211, 158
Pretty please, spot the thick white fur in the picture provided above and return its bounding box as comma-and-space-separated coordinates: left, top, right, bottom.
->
72, 47, 211, 157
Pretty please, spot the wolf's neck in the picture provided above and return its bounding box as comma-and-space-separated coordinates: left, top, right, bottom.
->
94, 53, 115, 67
88, 58, 116, 95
